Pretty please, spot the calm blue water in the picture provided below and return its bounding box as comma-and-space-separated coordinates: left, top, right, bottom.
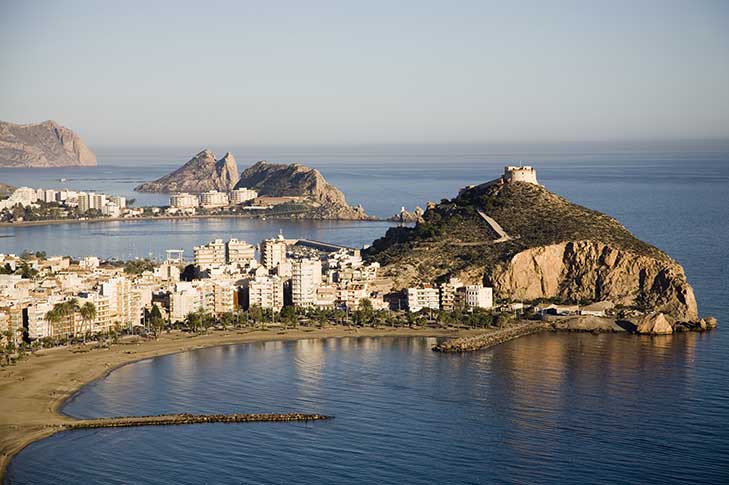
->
4, 148, 729, 483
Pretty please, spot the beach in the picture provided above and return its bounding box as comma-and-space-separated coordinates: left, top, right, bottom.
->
0, 326, 477, 479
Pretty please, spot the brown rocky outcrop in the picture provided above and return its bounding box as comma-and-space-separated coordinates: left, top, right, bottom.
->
0, 120, 96, 168
490, 241, 698, 321
635, 312, 674, 335
135, 149, 239, 193
235, 161, 373, 220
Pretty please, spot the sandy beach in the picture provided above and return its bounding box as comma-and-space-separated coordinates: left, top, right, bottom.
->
0, 326, 474, 479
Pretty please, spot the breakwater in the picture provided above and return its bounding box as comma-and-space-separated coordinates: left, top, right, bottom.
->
433, 323, 549, 353
61, 413, 331, 430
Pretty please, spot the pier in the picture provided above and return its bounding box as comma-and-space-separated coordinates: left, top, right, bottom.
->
58, 413, 332, 430
433, 323, 549, 353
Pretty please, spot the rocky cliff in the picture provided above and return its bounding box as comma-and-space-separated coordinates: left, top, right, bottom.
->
0, 120, 96, 168
235, 161, 372, 220
135, 149, 239, 193
366, 178, 699, 321
0, 183, 15, 199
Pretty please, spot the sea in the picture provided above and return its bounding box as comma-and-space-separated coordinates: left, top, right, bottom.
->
3, 145, 729, 483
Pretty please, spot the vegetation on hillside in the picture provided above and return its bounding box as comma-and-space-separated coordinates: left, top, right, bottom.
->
366, 181, 668, 286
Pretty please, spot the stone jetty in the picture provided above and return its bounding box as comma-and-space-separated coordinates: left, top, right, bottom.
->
59, 413, 331, 430
433, 323, 549, 353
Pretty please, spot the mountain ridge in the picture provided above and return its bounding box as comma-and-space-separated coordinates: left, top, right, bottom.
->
0, 120, 96, 168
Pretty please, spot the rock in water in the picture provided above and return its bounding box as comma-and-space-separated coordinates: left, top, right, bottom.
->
366, 171, 699, 321
636, 313, 673, 335
135, 149, 239, 193
0, 120, 96, 168
235, 161, 373, 220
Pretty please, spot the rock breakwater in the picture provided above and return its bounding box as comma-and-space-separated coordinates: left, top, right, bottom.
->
62, 413, 332, 430
433, 323, 549, 353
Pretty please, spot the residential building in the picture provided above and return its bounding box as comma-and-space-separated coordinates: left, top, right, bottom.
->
247, 276, 284, 311
77, 192, 90, 212
229, 188, 258, 204
109, 195, 127, 209
170, 192, 199, 208
194, 239, 227, 269
406, 286, 440, 313
261, 234, 287, 269
227, 239, 256, 265
199, 190, 229, 207
462, 285, 493, 310
291, 258, 322, 307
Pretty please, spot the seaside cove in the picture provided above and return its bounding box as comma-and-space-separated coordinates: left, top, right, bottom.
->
5, 330, 728, 484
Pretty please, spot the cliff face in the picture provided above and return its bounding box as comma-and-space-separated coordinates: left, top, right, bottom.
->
0, 120, 96, 168
490, 241, 697, 320
135, 149, 239, 193
0, 183, 15, 198
367, 179, 699, 321
235, 161, 372, 220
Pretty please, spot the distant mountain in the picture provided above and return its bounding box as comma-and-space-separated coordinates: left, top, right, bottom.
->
0, 120, 96, 168
135, 149, 239, 193
235, 161, 372, 220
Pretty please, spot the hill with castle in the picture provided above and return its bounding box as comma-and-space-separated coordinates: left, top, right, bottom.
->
366, 166, 699, 322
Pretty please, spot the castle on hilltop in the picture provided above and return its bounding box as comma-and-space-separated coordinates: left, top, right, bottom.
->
501, 165, 539, 185
460, 165, 540, 196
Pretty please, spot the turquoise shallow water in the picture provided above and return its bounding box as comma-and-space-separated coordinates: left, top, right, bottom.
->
4, 149, 729, 483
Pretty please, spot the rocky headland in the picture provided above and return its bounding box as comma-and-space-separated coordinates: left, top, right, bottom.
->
0, 120, 96, 168
366, 168, 708, 326
235, 161, 373, 220
135, 149, 239, 193
0, 183, 15, 199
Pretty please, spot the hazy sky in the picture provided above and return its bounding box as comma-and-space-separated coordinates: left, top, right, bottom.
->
1, 0, 728, 147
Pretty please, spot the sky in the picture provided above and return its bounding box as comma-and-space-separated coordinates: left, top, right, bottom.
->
1, 0, 728, 147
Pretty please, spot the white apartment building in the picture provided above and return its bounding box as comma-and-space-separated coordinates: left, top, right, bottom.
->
406, 286, 440, 313
170, 282, 201, 321
91, 193, 107, 210
79, 256, 100, 270
170, 192, 199, 208
109, 195, 126, 209
229, 188, 258, 204
247, 276, 284, 311
154, 261, 181, 281
77, 192, 90, 212
26, 300, 54, 339
463, 285, 493, 310
261, 234, 287, 269
199, 190, 229, 208
100, 277, 142, 328
102, 202, 121, 217
194, 239, 227, 269
291, 258, 322, 307
227, 239, 256, 265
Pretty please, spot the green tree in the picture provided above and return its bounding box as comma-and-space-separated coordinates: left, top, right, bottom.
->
279, 306, 297, 328
79, 302, 97, 343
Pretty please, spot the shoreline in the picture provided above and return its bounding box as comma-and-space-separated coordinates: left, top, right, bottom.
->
0, 213, 389, 229
0, 326, 478, 479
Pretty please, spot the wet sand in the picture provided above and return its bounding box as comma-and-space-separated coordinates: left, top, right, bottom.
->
0, 326, 474, 478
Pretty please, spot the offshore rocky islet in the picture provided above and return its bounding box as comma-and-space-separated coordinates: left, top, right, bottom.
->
134, 149, 373, 220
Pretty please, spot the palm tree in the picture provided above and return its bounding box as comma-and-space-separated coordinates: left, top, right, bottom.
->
79, 302, 97, 344
46, 299, 80, 345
